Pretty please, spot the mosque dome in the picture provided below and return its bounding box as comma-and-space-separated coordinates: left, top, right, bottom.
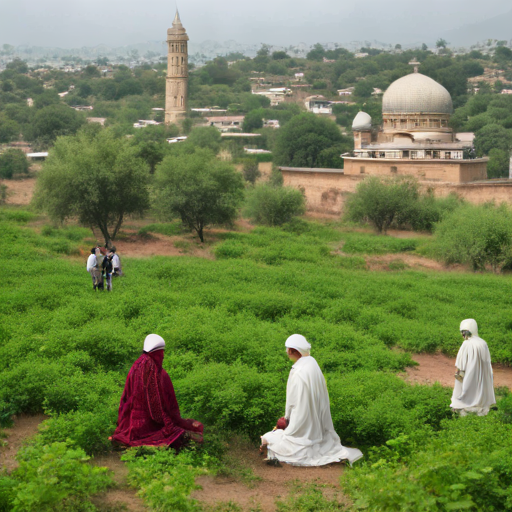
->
382, 73, 453, 115
352, 111, 372, 131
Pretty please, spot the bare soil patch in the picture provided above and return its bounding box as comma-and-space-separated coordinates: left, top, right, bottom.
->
402, 353, 512, 389
0, 414, 48, 472
192, 441, 349, 512
366, 253, 463, 272
112, 232, 215, 259
92, 453, 146, 512
1, 177, 37, 206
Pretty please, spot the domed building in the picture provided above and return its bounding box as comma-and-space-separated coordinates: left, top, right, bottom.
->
343, 67, 488, 183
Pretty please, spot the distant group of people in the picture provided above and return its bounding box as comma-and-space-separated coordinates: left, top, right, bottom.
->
86, 245, 122, 291
110, 319, 496, 467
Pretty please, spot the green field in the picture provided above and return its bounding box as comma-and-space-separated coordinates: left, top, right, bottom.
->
0, 210, 511, 511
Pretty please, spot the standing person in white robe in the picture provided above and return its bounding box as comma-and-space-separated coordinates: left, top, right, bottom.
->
451, 319, 495, 416
260, 334, 363, 466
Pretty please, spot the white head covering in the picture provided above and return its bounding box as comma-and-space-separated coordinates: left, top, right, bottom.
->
285, 334, 311, 356
143, 334, 165, 353
460, 319, 478, 337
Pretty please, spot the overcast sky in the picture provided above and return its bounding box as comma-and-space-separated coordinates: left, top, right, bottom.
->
2, 0, 511, 48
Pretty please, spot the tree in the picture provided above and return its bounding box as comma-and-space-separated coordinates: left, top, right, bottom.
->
272, 51, 290, 60
354, 80, 374, 98
242, 158, 261, 184
474, 124, 512, 156
0, 149, 29, 179
345, 176, 420, 233
245, 183, 305, 226
155, 147, 244, 242
27, 104, 86, 145
33, 130, 150, 247
436, 39, 448, 49
421, 43, 428, 51
307, 44, 325, 61
242, 110, 264, 132
273, 113, 344, 168
185, 127, 222, 153
487, 148, 510, 179
0, 113, 20, 143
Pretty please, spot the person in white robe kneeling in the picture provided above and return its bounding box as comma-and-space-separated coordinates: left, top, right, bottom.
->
260, 334, 363, 466
451, 319, 496, 416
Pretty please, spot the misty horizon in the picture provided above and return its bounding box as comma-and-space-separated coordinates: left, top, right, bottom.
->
2, 0, 512, 50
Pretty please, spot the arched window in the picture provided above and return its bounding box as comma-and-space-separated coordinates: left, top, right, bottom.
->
174, 96, 177, 106
181, 96, 184, 106
171, 44, 174, 52
181, 56, 184, 64
181, 44, 184, 52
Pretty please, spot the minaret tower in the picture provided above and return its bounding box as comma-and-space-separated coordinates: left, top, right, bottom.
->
165, 9, 188, 124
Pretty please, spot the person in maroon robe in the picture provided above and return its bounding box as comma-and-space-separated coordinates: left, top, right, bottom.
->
112, 334, 203, 448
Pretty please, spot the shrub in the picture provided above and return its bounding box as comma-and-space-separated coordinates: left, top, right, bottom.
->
9, 441, 112, 511
0, 149, 29, 179
432, 202, 512, 272
122, 446, 220, 512
241, 158, 261, 184
345, 176, 419, 233
245, 183, 305, 226
342, 415, 512, 511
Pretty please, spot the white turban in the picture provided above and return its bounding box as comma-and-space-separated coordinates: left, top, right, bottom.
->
143, 334, 165, 353
285, 334, 311, 356
460, 319, 478, 337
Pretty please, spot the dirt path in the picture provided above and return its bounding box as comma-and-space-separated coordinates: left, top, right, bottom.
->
92, 453, 146, 512
192, 440, 349, 512
402, 353, 512, 389
0, 414, 47, 472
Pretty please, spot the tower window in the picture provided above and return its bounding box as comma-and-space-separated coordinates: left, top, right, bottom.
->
181, 56, 184, 64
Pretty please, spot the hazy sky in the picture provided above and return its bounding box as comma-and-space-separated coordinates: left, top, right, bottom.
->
2, 0, 511, 48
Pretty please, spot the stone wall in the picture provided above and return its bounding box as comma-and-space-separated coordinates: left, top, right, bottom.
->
281, 167, 512, 215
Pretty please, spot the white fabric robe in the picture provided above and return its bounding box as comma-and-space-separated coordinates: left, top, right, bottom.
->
450, 335, 495, 416
262, 356, 363, 466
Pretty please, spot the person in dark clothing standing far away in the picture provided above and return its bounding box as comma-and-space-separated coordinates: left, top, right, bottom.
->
102, 252, 114, 291
111, 334, 203, 448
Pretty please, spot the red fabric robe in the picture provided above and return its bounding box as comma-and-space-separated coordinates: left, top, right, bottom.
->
112, 352, 203, 447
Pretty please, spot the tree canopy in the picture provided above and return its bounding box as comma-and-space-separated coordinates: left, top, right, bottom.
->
33, 129, 150, 246
273, 113, 348, 168
155, 147, 245, 242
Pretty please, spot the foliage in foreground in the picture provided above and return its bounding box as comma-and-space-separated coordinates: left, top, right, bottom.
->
0, 441, 112, 512
342, 412, 512, 511
0, 212, 511, 510
244, 183, 306, 226
431, 202, 512, 272
122, 442, 223, 512
32, 129, 151, 247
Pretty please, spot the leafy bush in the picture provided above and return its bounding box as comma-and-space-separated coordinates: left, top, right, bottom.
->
432, 202, 512, 272
342, 415, 512, 511
346, 177, 462, 233
345, 176, 419, 233
0, 149, 29, 179
122, 446, 220, 512
245, 183, 305, 226
8, 441, 112, 511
